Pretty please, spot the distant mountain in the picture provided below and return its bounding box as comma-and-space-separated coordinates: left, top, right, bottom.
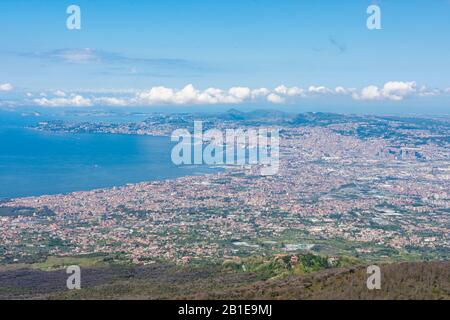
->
215, 110, 364, 126
142, 110, 360, 126
217, 108, 247, 121
290, 112, 358, 125
216, 109, 292, 124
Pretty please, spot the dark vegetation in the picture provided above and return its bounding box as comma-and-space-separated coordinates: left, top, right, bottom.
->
200, 261, 450, 300
0, 254, 448, 300
0, 206, 55, 217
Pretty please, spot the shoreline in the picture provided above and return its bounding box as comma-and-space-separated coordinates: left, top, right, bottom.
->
0, 125, 226, 201
1, 167, 230, 203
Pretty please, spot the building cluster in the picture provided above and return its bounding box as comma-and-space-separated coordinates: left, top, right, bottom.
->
2, 119, 449, 264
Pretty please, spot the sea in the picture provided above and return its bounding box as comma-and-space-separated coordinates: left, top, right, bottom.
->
0, 111, 218, 200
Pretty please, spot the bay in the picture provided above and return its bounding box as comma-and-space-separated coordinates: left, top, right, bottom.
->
0, 123, 218, 199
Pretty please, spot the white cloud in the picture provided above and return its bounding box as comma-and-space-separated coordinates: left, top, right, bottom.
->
251, 88, 270, 99
33, 95, 93, 107
275, 85, 304, 97
25, 81, 448, 107
382, 81, 417, 100
94, 97, 130, 106
266, 93, 285, 104
274, 85, 288, 95
286, 86, 305, 97
175, 84, 199, 104
0, 83, 13, 92
335, 86, 355, 95
137, 86, 175, 104
228, 87, 251, 100
353, 85, 382, 100
353, 81, 419, 101
308, 86, 333, 95
137, 85, 253, 105
418, 86, 440, 97
54, 90, 67, 97
198, 88, 238, 104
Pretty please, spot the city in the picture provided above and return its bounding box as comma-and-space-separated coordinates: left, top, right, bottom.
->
1, 112, 448, 266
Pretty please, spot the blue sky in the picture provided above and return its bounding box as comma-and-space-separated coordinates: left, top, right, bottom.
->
0, 0, 449, 111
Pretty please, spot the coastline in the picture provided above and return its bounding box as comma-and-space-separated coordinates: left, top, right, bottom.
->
0, 125, 222, 199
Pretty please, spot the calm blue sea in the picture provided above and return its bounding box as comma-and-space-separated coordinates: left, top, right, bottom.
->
0, 113, 217, 199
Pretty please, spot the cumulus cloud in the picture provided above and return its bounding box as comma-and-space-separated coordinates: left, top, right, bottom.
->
228, 87, 251, 100
137, 84, 206, 105
94, 97, 131, 106
418, 86, 440, 97
135, 84, 310, 106
136, 84, 254, 105
286, 87, 305, 97
353, 85, 381, 100
274, 85, 288, 95
266, 93, 285, 104
33, 94, 93, 107
353, 81, 420, 101
54, 90, 67, 97
308, 86, 333, 95
24, 81, 447, 107
382, 81, 417, 100
335, 86, 356, 95
0, 83, 13, 92
251, 88, 270, 99
274, 85, 305, 97
137, 86, 176, 104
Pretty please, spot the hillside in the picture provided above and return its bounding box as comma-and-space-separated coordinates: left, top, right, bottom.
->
0, 256, 448, 300
199, 261, 450, 300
